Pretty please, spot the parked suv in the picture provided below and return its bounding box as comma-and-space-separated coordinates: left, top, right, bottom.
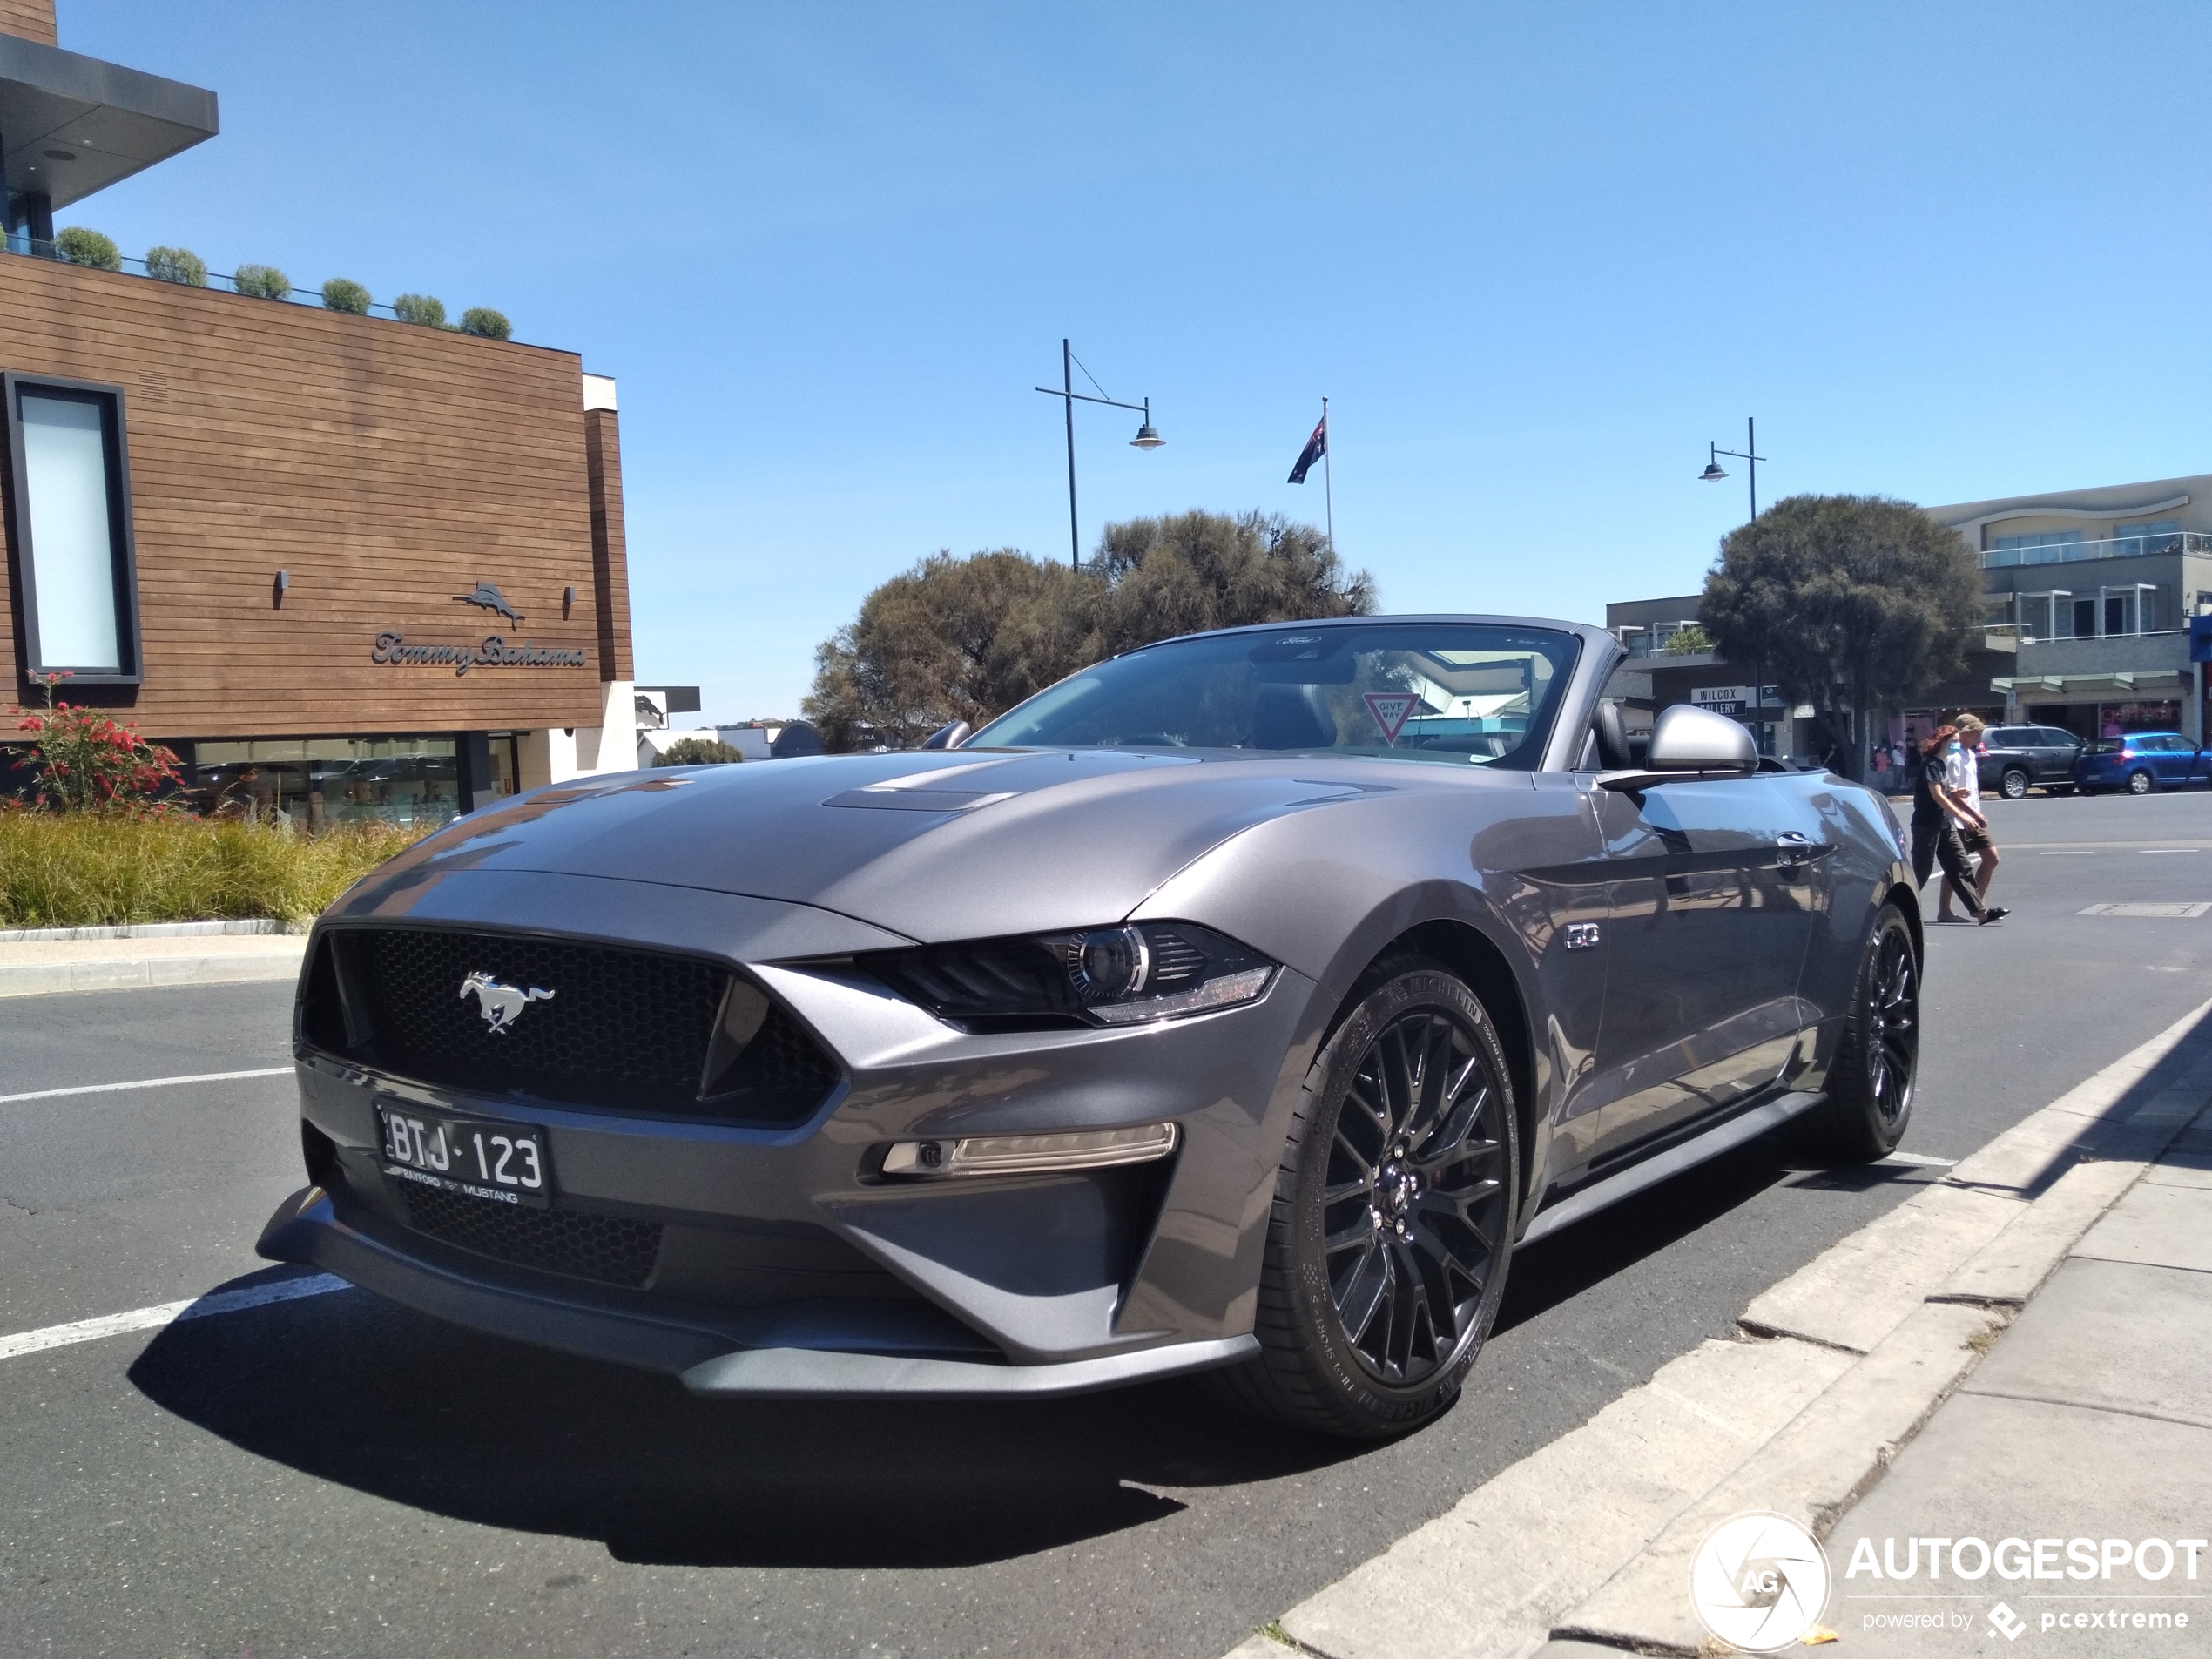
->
1977, 725, 2083, 799
2074, 732, 2208, 796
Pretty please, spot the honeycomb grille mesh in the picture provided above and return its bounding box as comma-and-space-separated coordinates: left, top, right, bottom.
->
303, 927, 845, 1125
401, 1184, 662, 1288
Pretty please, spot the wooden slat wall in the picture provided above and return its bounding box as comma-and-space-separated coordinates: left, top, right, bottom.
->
585, 408, 633, 683
0, 256, 625, 737
0, 0, 57, 44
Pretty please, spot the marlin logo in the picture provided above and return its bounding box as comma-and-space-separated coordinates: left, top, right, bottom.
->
460, 971, 555, 1034
453, 582, 525, 626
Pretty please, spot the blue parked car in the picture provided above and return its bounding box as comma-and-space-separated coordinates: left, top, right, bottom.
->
2074, 731, 2209, 795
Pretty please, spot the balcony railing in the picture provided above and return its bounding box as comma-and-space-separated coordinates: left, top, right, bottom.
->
1, 235, 519, 341
1982, 530, 2212, 569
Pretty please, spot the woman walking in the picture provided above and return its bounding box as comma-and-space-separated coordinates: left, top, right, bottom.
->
1912, 725, 2009, 926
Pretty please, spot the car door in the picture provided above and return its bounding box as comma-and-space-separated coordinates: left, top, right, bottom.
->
1561, 775, 1830, 1177
2146, 735, 2186, 785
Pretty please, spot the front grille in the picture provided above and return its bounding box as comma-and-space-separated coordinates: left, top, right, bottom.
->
401, 1184, 663, 1288
300, 927, 841, 1124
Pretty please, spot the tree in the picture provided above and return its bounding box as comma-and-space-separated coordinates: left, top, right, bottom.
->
804, 510, 1375, 750
1661, 623, 1712, 656
805, 550, 1096, 751
1699, 495, 1982, 779
652, 737, 741, 766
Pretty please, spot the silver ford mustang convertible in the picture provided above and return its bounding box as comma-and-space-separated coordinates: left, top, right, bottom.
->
260, 615, 1919, 1438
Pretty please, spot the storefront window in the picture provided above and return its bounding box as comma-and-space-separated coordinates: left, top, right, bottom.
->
2096, 702, 2179, 738
185, 736, 461, 830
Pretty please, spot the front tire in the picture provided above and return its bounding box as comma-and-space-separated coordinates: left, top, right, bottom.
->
2129, 769, 2155, 795
1219, 957, 1519, 1439
1794, 905, 1918, 1163
2000, 768, 2029, 800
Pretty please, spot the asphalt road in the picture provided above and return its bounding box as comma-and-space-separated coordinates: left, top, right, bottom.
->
3, 788, 2210, 1659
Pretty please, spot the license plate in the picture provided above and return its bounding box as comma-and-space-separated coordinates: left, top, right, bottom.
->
376, 1103, 553, 1210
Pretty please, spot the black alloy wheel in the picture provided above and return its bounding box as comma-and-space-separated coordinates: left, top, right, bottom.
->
2000, 768, 2030, 800
1217, 957, 1519, 1438
2129, 769, 2155, 796
1794, 904, 1919, 1163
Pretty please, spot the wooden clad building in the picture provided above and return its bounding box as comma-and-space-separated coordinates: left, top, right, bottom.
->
1, 0, 638, 826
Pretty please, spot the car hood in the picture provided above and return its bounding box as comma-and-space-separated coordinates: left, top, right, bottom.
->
347, 749, 1529, 945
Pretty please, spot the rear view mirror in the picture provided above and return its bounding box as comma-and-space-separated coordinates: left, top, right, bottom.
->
1598, 703, 1757, 792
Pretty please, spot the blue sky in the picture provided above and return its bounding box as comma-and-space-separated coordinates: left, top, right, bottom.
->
69, 1, 2212, 721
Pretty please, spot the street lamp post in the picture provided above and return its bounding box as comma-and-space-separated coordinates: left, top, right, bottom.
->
1699, 416, 1772, 754
1699, 415, 1764, 521
1036, 339, 1163, 570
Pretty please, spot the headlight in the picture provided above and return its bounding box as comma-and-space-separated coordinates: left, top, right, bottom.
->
860, 921, 1276, 1031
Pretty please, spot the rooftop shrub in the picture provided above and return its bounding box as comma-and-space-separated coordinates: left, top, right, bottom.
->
233, 263, 290, 300
145, 246, 207, 287
458, 307, 511, 341
392, 292, 446, 327
53, 226, 120, 271
320, 277, 371, 314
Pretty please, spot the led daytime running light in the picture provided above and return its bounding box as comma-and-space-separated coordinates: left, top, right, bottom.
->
881, 1121, 1180, 1179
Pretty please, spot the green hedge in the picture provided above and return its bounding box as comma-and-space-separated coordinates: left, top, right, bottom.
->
0, 814, 428, 927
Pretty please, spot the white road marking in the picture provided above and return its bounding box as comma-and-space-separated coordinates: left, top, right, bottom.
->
2040, 850, 2094, 856
2143, 847, 2202, 853
0, 1066, 290, 1107
2077, 902, 2212, 918
0, 1273, 352, 1361
1878, 1150, 1956, 1167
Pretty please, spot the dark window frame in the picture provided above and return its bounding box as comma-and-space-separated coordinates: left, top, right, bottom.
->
3, 372, 144, 686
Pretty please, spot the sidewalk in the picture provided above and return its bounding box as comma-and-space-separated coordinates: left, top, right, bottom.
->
1813, 1116, 2212, 1655
1224, 1000, 2212, 1659
0, 932, 307, 998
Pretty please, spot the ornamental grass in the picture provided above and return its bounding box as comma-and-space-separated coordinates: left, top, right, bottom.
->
0, 813, 427, 928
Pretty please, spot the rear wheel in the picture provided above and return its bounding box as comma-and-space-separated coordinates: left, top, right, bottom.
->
2129, 769, 2155, 796
2000, 768, 2029, 800
1793, 905, 1918, 1164
1217, 957, 1519, 1439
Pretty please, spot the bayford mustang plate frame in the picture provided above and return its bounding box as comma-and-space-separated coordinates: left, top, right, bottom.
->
260, 614, 1919, 1438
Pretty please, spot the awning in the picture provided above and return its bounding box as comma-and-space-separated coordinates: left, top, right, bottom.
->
1, 35, 217, 211
1990, 671, 2188, 699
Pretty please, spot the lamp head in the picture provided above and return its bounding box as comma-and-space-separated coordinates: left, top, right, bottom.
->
1699, 461, 1728, 482
1130, 422, 1164, 450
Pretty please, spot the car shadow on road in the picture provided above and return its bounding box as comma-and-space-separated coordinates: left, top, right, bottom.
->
128, 1280, 1361, 1569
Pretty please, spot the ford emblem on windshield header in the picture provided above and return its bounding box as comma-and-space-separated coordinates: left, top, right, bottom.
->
460, 971, 555, 1035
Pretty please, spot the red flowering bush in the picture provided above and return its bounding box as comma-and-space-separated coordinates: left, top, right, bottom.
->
9, 673, 183, 815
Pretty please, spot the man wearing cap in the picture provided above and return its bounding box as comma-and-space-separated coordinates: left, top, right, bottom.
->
1939, 713, 2002, 923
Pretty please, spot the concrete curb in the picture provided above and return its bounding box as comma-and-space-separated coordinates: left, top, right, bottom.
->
1227, 996, 2212, 1659
0, 937, 307, 999
0, 918, 308, 943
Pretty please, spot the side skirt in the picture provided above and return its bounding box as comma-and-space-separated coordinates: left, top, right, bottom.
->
1517, 1089, 1823, 1247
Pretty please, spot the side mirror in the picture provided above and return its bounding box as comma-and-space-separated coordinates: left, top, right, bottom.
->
921, 720, 973, 751
1598, 703, 1757, 792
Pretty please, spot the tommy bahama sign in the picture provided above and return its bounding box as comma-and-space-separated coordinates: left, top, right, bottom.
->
370, 633, 589, 677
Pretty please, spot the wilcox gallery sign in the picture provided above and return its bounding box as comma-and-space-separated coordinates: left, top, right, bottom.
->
370, 631, 589, 677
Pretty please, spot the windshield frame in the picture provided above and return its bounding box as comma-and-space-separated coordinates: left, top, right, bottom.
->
966, 617, 1587, 770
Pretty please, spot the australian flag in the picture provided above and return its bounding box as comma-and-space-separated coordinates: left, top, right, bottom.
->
1287, 414, 1327, 484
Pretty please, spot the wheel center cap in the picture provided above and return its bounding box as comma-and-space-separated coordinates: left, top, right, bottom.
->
1379, 1161, 1420, 1217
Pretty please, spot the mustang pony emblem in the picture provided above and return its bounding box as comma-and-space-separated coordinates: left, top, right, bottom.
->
453, 582, 525, 625
460, 971, 555, 1034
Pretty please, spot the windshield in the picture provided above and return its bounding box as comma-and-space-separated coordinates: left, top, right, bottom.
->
968, 622, 1581, 767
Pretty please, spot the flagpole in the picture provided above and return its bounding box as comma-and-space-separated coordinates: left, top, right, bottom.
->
1321, 396, 1333, 552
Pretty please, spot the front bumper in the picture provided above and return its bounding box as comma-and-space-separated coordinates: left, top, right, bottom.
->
267, 870, 1328, 1390
257, 1186, 1257, 1396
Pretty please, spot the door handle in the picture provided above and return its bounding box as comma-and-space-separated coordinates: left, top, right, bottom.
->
1776, 831, 1816, 873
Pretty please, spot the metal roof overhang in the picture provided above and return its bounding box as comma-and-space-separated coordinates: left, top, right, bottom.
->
1991, 670, 2189, 698
0, 36, 217, 211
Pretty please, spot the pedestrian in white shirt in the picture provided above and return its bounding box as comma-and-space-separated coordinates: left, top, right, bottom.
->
1938, 714, 2001, 921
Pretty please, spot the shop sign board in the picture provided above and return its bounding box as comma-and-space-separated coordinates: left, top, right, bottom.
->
371, 632, 589, 676
1691, 684, 1783, 717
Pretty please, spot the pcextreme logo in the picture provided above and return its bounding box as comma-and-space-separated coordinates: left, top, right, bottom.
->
1689, 1511, 1831, 1653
